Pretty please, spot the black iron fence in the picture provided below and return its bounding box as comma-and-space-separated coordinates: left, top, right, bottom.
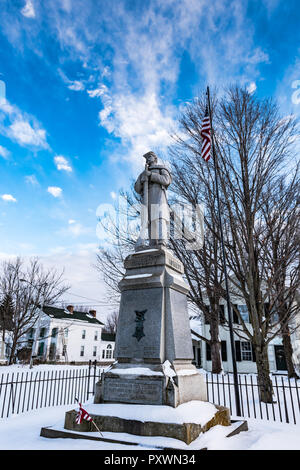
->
0, 361, 102, 419
206, 372, 300, 425
1, 366, 299, 425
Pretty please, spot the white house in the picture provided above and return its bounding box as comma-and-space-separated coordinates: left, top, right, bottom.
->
24, 305, 115, 364
191, 298, 299, 374
0, 332, 10, 364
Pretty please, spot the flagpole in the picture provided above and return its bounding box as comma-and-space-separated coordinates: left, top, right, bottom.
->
206, 86, 241, 417
91, 419, 103, 437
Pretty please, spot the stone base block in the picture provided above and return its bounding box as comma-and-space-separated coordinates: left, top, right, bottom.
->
94, 363, 207, 408
64, 402, 230, 445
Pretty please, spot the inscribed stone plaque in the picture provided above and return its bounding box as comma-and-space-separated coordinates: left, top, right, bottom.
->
143, 346, 157, 358
103, 378, 163, 405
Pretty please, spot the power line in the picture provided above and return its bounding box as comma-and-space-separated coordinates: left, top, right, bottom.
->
65, 291, 117, 304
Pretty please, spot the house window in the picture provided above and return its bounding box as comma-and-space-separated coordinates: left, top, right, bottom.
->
106, 344, 112, 359
80, 346, 84, 357
93, 346, 97, 357
241, 341, 252, 361
38, 342, 44, 356
265, 303, 279, 324
94, 331, 98, 341
39, 328, 46, 338
51, 328, 58, 338
82, 330, 86, 339
49, 343, 56, 360
62, 345, 67, 356
233, 305, 250, 324
102, 350, 105, 359
238, 305, 249, 323
28, 328, 35, 339
64, 328, 68, 338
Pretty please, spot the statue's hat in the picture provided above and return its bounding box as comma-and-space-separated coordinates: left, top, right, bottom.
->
143, 151, 157, 160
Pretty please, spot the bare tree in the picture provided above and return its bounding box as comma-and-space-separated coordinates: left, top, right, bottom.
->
175, 86, 299, 401
169, 154, 226, 373
103, 311, 119, 334
95, 187, 139, 303
260, 171, 300, 378
0, 257, 70, 364
95, 87, 299, 397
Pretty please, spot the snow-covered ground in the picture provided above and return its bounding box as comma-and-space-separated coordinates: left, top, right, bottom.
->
0, 402, 300, 450
204, 370, 300, 425
1, 364, 300, 450
1, 365, 299, 425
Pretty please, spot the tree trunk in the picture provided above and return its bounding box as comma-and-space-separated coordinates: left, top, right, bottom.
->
8, 338, 18, 365
282, 331, 299, 379
210, 317, 222, 374
210, 339, 222, 373
256, 346, 273, 403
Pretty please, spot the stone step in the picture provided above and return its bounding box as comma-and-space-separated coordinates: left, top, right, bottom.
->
40, 419, 247, 449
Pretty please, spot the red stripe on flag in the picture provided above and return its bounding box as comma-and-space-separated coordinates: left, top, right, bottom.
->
201, 107, 211, 162
75, 403, 93, 424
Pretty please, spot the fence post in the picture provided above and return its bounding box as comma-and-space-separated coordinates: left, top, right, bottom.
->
93, 360, 97, 395
87, 360, 92, 400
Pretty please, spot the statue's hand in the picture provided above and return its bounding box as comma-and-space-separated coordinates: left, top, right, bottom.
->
141, 170, 151, 182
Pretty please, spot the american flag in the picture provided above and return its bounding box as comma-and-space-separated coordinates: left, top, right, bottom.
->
75, 402, 93, 424
201, 105, 211, 162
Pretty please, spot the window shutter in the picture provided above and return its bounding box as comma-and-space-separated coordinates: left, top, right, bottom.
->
221, 340, 227, 361
219, 305, 225, 325
252, 344, 256, 362
206, 342, 211, 361
233, 305, 239, 324
235, 340, 241, 361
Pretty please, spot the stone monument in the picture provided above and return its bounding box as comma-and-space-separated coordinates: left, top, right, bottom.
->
94, 151, 207, 407
41, 150, 233, 446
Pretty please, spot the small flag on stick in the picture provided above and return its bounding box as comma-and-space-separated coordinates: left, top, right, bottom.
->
75, 402, 93, 424
75, 399, 103, 437
201, 105, 211, 162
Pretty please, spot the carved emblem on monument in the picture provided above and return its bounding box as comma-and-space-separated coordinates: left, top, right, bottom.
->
132, 309, 147, 341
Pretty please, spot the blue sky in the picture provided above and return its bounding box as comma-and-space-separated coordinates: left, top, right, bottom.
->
0, 0, 299, 318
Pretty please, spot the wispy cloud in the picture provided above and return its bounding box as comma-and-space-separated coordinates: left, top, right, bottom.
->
0, 98, 48, 149
47, 186, 62, 198
87, 84, 108, 98
57, 69, 85, 92
0, 1, 275, 168
247, 81, 257, 94
0, 145, 10, 159
59, 221, 92, 238
54, 155, 72, 172
1, 194, 17, 202
21, 0, 36, 19
25, 174, 39, 186
9, 120, 46, 147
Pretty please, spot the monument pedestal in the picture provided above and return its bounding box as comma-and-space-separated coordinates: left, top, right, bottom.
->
63, 402, 231, 445
94, 246, 207, 407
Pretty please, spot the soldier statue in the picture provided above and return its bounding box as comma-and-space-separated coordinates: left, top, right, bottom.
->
134, 151, 172, 249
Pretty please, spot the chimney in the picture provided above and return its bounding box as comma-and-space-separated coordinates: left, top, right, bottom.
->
67, 305, 74, 314
89, 310, 97, 318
